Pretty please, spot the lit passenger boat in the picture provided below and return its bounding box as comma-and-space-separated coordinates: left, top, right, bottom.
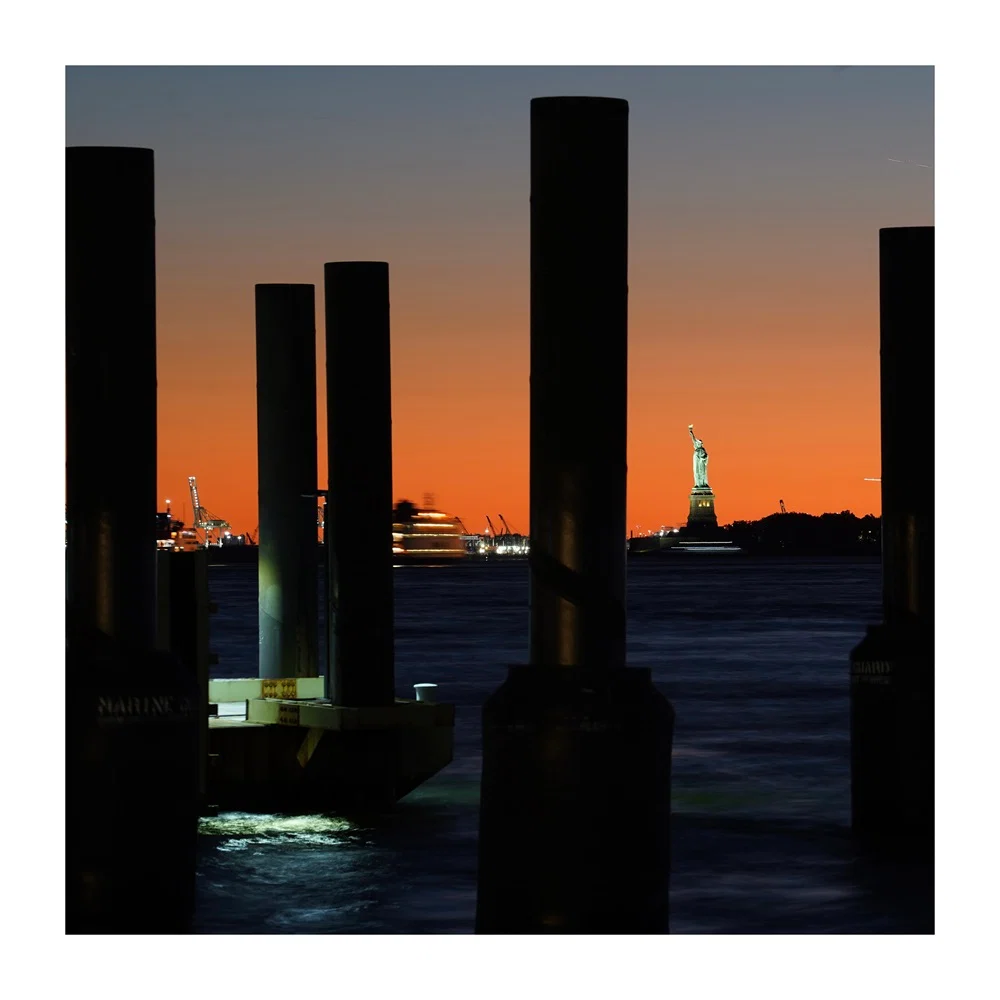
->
392, 499, 469, 564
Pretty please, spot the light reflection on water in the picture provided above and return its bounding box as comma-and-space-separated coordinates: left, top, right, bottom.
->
200, 813, 357, 837
197, 557, 931, 934
199, 813, 358, 852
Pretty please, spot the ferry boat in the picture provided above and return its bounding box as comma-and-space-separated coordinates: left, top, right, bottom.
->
392, 499, 468, 564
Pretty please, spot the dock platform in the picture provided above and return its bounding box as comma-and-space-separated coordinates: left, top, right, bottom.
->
206, 679, 454, 813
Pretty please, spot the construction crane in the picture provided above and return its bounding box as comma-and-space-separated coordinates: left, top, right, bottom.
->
779, 499, 787, 514
188, 476, 231, 546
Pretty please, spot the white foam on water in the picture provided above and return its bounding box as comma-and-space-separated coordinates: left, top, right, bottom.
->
199, 812, 356, 838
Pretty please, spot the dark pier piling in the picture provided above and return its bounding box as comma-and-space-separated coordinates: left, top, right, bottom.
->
66, 147, 157, 649
255, 284, 319, 681
475, 97, 675, 934
66, 146, 199, 933
850, 226, 934, 857
323, 261, 395, 708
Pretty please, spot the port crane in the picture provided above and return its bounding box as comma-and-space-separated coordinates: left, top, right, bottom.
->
485, 515, 500, 539
495, 514, 529, 554
188, 476, 231, 546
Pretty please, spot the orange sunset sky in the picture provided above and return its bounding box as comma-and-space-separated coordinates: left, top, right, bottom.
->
66, 66, 933, 537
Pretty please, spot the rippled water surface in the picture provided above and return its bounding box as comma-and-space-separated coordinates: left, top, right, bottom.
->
196, 557, 932, 934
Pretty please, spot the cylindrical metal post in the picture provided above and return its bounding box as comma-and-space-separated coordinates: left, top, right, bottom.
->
849, 226, 934, 855
529, 96, 629, 669
255, 284, 319, 680
66, 146, 157, 648
476, 99, 674, 934
879, 227, 934, 629
324, 262, 395, 706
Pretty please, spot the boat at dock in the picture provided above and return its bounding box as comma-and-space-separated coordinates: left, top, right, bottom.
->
156, 508, 208, 553
156, 504, 257, 561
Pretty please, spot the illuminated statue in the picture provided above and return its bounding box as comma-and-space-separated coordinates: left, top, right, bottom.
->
688, 424, 709, 488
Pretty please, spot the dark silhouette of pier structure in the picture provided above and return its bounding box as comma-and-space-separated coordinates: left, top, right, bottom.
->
475, 97, 676, 934
850, 226, 934, 860
205, 260, 453, 812
65, 104, 933, 936
65, 146, 454, 933
66, 146, 201, 933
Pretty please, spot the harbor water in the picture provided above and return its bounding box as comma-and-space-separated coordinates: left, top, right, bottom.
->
195, 557, 932, 934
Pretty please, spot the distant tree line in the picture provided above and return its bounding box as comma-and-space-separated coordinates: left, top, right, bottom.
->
722, 511, 880, 556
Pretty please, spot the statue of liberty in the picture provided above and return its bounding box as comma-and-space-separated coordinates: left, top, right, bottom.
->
688, 425, 709, 488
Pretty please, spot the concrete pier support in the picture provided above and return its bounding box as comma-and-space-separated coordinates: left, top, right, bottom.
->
476, 99, 675, 934
324, 262, 395, 706
255, 284, 319, 680
850, 227, 934, 856
66, 146, 199, 933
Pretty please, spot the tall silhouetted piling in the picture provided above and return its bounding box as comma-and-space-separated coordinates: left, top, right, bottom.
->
324, 262, 394, 706
476, 98, 675, 934
66, 146, 199, 933
255, 284, 319, 680
850, 226, 934, 856
66, 147, 157, 648
529, 97, 629, 669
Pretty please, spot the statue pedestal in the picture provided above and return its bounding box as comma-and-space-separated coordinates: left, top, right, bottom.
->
686, 487, 718, 530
